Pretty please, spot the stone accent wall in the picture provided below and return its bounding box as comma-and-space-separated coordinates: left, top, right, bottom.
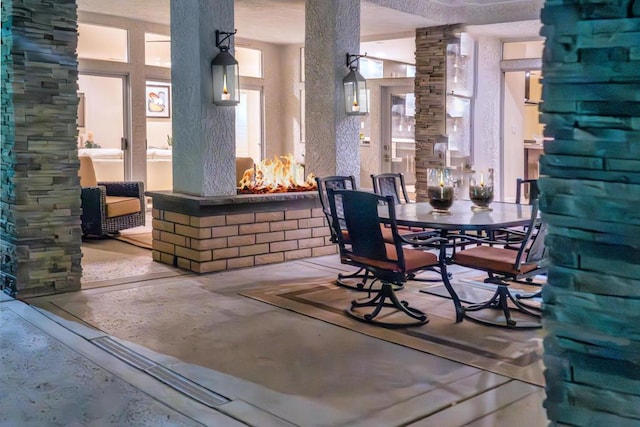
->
414, 25, 459, 202
0, 0, 82, 297
540, 1, 640, 425
149, 193, 336, 274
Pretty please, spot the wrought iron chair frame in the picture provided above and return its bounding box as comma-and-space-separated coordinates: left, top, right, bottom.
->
448, 200, 547, 328
315, 175, 371, 290
515, 178, 540, 205
371, 172, 411, 204
327, 188, 464, 327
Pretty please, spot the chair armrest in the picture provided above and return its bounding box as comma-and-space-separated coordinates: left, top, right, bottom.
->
400, 235, 448, 248
445, 233, 513, 247
81, 186, 106, 210
81, 186, 107, 235
98, 181, 145, 198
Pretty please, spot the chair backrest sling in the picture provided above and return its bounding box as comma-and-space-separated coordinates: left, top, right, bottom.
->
371, 173, 410, 204
316, 175, 356, 242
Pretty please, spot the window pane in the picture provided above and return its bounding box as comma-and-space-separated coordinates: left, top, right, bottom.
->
236, 47, 262, 78
502, 41, 544, 60
77, 74, 125, 181
78, 24, 128, 62
145, 33, 171, 68
236, 89, 262, 162
359, 57, 383, 79
389, 92, 416, 192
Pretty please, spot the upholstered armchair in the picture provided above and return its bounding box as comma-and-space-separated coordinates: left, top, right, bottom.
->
78, 155, 145, 237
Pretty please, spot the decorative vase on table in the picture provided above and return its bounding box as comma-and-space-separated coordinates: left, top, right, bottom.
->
427, 167, 455, 215
469, 169, 494, 211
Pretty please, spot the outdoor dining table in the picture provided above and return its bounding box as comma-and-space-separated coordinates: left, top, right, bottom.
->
385, 199, 532, 233
380, 199, 536, 323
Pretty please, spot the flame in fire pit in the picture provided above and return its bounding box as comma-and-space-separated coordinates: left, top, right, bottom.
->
238, 154, 317, 194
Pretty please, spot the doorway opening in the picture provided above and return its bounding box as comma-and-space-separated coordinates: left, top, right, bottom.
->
502, 70, 544, 202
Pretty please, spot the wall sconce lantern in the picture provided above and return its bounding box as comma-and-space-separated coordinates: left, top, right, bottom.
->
211, 29, 240, 106
343, 53, 368, 116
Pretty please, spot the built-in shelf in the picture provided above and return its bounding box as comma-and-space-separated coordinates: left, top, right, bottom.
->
445, 31, 474, 168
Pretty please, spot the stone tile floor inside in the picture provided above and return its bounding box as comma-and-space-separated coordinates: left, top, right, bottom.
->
1, 238, 550, 426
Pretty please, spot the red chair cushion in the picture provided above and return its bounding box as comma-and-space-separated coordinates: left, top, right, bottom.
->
453, 246, 538, 275
350, 243, 438, 273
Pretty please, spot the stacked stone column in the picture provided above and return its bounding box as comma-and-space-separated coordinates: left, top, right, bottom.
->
1, 0, 82, 297
414, 25, 459, 202
540, 1, 640, 424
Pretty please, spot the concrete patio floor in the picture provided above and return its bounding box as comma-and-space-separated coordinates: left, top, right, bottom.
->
1, 238, 549, 426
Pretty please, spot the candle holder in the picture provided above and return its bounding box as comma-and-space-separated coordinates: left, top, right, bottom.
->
427, 168, 454, 215
469, 169, 494, 211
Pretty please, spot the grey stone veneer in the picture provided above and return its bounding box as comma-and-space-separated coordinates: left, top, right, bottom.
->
1, 0, 82, 297
414, 25, 460, 202
540, 1, 640, 424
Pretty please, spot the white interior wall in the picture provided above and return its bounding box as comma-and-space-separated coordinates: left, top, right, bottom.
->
469, 35, 503, 199
146, 117, 173, 149
281, 44, 306, 165
237, 38, 286, 160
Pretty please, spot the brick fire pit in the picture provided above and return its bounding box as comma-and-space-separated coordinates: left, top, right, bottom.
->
146, 191, 336, 273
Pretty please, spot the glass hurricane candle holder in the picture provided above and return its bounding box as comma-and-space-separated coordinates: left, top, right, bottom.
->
427, 168, 455, 215
469, 170, 494, 211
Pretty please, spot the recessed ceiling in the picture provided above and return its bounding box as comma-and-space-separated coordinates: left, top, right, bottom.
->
77, 0, 543, 64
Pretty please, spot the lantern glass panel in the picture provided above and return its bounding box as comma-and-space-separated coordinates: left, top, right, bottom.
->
212, 51, 240, 106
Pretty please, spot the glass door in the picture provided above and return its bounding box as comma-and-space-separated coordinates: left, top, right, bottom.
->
77, 74, 127, 182
145, 81, 173, 191
382, 87, 416, 198
236, 88, 263, 163
502, 70, 545, 202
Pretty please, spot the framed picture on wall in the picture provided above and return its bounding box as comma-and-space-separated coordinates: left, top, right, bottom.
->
146, 84, 170, 118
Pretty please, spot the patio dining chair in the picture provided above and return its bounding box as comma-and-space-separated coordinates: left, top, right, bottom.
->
371, 172, 411, 204
515, 178, 539, 205
501, 177, 541, 246
315, 175, 370, 290
448, 200, 547, 328
371, 172, 438, 238
326, 188, 464, 327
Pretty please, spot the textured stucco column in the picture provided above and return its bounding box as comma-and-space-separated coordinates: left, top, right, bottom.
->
540, 1, 640, 425
170, 0, 236, 196
304, 0, 361, 182
0, 0, 82, 297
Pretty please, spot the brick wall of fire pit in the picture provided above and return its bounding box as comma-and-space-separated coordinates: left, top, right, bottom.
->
148, 191, 336, 273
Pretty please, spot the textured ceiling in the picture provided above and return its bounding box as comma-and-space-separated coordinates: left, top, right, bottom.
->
77, 0, 543, 63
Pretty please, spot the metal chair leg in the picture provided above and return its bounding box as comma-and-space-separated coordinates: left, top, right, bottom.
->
346, 282, 428, 328
336, 267, 370, 290
464, 283, 541, 329
514, 289, 542, 312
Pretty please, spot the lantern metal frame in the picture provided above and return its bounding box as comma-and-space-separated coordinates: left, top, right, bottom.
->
343, 53, 368, 116
211, 29, 240, 106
